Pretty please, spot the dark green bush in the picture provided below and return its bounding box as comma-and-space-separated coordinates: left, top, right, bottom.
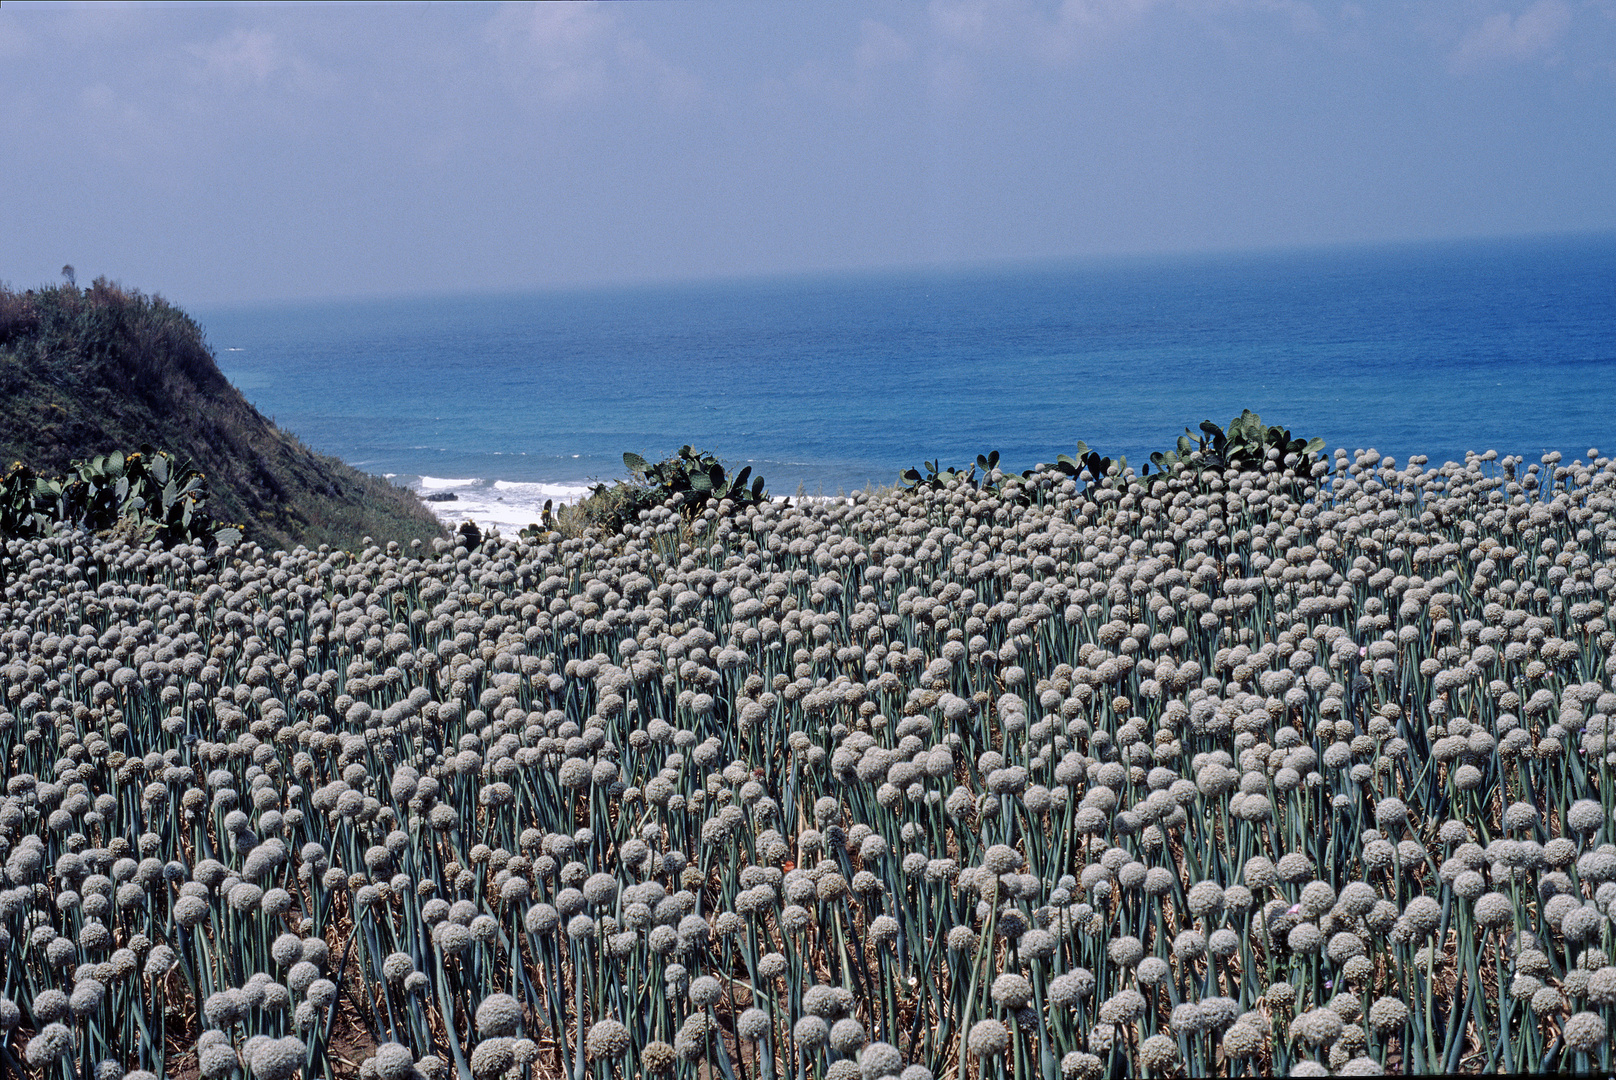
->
1151, 408, 1326, 477
546, 447, 771, 536
904, 412, 1327, 502
623, 446, 767, 507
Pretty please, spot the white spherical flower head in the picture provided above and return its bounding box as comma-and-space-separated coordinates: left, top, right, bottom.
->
983, 845, 1021, 875
991, 974, 1033, 1011
1243, 856, 1277, 890
475, 992, 522, 1038
1106, 988, 1147, 1022
26, 1024, 74, 1068
382, 952, 415, 984
1473, 892, 1514, 929
737, 1008, 772, 1042
1367, 996, 1408, 1033
305, 979, 337, 1010
270, 933, 304, 969
869, 915, 900, 947
1266, 981, 1297, 1011
1567, 799, 1605, 835
198, 1042, 238, 1080
1171, 1002, 1207, 1034
585, 1019, 631, 1060
582, 872, 618, 908
1020, 927, 1057, 959
1562, 906, 1606, 945
1276, 853, 1313, 883
250, 1036, 305, 1080
1530, 985, 1566, 1017
1136, 956, 1172, 986
1298, 880, 1335, 918
1139, 1033, 1178, 1071
1374, 797, 1409, 833
1503, 801, 1539, 833
1291, 1007, 1344, 1048
1107, 935, 1144, 968
1287, 922, 1324, 954
33, 989, 69, 1025
469, 1038, 514, 1080
1587, 966, 1616, 1005
689, 975, 723, 1008
967, 1019, 1009, 1058
829, 1017, 868, 1055
1200, 996, 1240, 1032
524, 903, 560, 935
372, 1043, 415, 1080
1564, 1011, 1608, 1053
795, 1015, 830, 1051
1186, 880, 1225, 918
203, 988, 245, 1029
1222, 1023, 1263, 1058
859, 1041, 903, 1080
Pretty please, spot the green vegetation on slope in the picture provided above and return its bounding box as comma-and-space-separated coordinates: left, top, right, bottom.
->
0, 279, 446, 552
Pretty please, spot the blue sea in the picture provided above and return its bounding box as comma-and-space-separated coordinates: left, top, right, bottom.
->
198, 233, 1616, 530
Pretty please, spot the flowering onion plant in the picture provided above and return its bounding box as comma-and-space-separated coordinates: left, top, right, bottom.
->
0, 438, 1612, 1078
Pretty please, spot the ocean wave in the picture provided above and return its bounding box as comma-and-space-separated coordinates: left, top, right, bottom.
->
491, 479, 592, 497
418, 476, 481, 490
405, 475, 592, 533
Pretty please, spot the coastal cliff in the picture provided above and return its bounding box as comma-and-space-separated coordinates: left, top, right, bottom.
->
0, 279, 445, 552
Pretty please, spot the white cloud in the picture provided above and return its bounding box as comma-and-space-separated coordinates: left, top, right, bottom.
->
1450, 0, 1572, 71
76, 82, 162, 167
927, 0, 1329, 66
486, 3, 618, 103
485, 2, 698, 107
181, 25, 337, 99
1245, 0, 1325, 36
930, 0, 1159, 62
788, 20, 915, 106
856, 20, 913, 71
1055, 0, 1164, 32
79, 83, 116, 111
0, 18, 32, 59
187, 28, 287, 90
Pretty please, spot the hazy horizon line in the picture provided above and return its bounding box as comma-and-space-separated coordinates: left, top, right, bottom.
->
174, 224, 1616, 317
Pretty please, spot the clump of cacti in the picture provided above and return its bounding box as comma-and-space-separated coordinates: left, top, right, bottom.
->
1, 444, 240, 557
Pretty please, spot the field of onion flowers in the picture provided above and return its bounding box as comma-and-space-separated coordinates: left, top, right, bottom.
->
1, 445, 1615, 1079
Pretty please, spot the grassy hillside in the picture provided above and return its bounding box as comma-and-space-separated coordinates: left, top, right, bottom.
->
0, 278, 445, 552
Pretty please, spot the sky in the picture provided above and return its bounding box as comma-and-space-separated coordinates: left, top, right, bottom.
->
2, 0, 1613, 307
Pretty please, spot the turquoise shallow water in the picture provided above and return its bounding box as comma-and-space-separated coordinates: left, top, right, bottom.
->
198, 232, 1616, 520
